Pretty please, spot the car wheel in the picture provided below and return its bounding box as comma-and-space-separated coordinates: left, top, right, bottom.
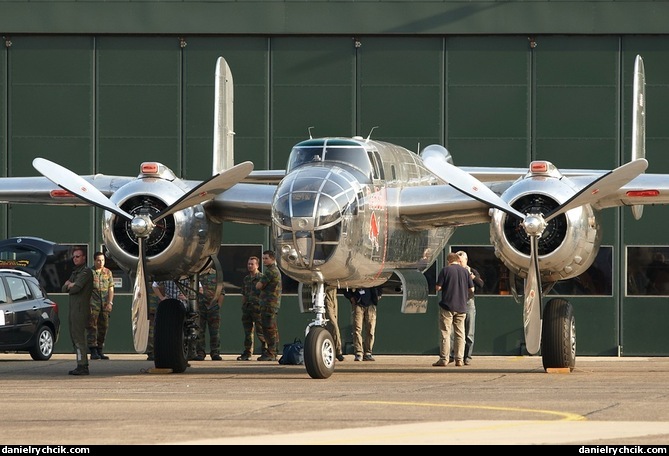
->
29, 326, 55, 361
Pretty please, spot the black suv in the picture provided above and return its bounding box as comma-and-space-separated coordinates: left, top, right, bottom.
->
0, 237, 61, 360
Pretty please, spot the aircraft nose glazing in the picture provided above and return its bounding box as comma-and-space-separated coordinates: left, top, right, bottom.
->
273, 166, 359, 270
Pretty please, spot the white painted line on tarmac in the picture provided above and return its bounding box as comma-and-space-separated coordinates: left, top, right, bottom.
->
175, 420, 669, 445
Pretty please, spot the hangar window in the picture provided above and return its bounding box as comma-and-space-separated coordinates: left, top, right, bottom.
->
626, 246, 669, 296
451, 245, 613, 296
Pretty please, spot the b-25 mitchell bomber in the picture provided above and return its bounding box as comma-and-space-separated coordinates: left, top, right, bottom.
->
0, 55, 666, 379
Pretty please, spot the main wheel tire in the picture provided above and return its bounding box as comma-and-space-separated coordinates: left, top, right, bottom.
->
154, 298, 189, 373
29, 325, 54, 361
304, 326, 336, 379
541, 298, 576, 371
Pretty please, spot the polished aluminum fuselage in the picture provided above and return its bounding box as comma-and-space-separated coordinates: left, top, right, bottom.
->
272, 137, 453, 289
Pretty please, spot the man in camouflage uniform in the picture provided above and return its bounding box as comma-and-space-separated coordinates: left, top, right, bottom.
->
87, 251, 114, 360
256, 250, 282, 361
194, 266, 223, 361
237, 256, 266, 361
63, 247, 94, 376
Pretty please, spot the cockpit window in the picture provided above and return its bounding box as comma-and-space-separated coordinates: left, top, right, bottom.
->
323, 147, 373, 177
287, 140, 374, 180
287, 147, 323, 171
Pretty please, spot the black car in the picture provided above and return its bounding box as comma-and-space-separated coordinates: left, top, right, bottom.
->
0, 237, 61, 360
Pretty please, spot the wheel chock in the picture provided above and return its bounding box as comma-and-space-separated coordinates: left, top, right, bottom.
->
545, 367, 571, 374
147, 367, 174, 374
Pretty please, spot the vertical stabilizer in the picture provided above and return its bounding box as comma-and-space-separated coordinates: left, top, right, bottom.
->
631, 55, 646, 220
213, 57, 235, 175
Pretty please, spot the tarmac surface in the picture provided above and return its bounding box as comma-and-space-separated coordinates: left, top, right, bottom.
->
1, 353, 668, 446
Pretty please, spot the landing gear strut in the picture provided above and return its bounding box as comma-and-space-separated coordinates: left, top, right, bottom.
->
302, 282, 336, 379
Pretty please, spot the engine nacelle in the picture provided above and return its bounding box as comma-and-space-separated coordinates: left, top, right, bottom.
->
490, 171, 602, 283
102, 178, 221, 281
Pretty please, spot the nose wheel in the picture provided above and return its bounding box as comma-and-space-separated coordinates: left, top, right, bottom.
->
304, 326, 336, 379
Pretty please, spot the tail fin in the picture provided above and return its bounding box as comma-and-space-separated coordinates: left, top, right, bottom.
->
631, 54, 646, 220
213, 57, 235, 175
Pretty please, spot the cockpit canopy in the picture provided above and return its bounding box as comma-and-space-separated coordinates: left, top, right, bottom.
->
287, 138, 374, 181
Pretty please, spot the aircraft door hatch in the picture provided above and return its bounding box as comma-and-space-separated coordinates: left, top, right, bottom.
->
394, 268, 429, 314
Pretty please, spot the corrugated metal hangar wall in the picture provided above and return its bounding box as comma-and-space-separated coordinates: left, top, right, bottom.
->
1, 1, 669, 357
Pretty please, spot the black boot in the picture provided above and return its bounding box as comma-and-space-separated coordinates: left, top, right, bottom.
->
98, 347, 110, 360
68, 365, 89, 376
89, 347, 101, 360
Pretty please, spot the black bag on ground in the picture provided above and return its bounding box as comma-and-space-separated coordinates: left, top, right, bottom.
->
279, 338, 304, 365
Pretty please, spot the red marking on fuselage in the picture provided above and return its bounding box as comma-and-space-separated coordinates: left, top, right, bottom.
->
369, 186, 384, 210
367, 185, 389, 281
370, 211, 379, 239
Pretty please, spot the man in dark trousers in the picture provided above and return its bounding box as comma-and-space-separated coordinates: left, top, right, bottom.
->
62, 247, 94, 376
433, 252, 473, 367
324, 286, 345, 362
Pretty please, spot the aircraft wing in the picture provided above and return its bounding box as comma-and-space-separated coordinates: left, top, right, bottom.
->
463, 167, 669, 211
207, 182, 276, 226
396, 184, 492, 230
590, 173, 669, 209
0, 175, 135, 205
243, 169, 286, 184
460, 166, 527, 183
397, 162, 669, 232
461, 166, 610, 182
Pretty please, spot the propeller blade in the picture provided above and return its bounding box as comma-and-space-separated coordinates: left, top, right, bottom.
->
131, 237, 150, 353
422, 147, 525, 220
523, 235, 542, 355
545, 158, 648, 222
154, 161, 254, 223
32, 158, 133, 221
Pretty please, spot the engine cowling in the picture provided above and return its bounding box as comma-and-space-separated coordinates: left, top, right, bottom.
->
101, 178, 221, 281
490, 173, 602, 283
